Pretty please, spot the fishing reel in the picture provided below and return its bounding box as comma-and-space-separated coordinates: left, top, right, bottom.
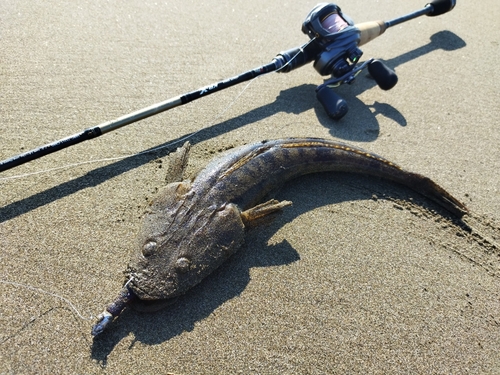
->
301, 3, 398, 119
274, 0, 456, 120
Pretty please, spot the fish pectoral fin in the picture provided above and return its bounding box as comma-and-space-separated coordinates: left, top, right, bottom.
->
166, 141, 191, 183
241, 199, 292, 228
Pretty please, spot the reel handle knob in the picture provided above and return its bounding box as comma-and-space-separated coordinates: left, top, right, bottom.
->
368, 60, 398, 91
316, 84, 348, 120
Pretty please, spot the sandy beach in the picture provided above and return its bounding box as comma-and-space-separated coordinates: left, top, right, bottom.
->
1, 0, 499, 373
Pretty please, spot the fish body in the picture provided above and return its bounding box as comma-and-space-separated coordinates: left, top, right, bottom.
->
92, 137, 467, 335
128, 138, 466, 300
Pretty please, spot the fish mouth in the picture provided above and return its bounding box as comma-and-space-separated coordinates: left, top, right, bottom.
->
127, 271, 178, 300
127, 273, 153, 300
127, 272, 179, 311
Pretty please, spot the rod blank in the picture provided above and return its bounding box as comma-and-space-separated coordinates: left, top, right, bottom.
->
0, 61, 279, 173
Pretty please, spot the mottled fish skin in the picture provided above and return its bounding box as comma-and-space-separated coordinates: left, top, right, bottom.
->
127, 137, 467, 302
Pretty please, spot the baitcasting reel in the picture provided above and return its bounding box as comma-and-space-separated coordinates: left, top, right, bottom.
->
276, 0, 456, 119
303, 4, 396, 119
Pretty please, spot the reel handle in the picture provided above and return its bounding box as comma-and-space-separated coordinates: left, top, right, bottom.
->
368, 60, 398, 91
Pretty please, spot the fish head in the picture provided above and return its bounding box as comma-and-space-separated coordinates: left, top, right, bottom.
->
127, 181, 245, 301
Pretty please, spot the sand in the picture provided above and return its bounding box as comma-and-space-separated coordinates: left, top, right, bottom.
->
1, 0, 499, 373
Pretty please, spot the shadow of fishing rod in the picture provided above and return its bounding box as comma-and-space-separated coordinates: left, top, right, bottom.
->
0, 31, 466, 223
0, 84, 316, 223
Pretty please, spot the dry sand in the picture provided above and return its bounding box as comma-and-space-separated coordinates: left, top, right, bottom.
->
1, 0, 499, 373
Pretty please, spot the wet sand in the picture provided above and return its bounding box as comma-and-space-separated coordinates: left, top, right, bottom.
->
1, 0, 499, 373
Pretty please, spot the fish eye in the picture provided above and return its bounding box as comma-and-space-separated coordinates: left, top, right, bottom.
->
175, 257, 191, 273
142, 240, 157, 257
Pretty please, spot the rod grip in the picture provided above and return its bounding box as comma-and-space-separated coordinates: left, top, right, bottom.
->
356, 21, 387, 47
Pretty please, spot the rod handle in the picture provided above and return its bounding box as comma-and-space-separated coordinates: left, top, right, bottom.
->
356, 21, 387, 47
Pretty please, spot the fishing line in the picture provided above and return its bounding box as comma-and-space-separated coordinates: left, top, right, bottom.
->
0, 45, 316, 324
0, 73, 262, 182
0, 38, 317, 183
0, 279, 93, 321
0, 78, 266, 328
0, 72, 266, 326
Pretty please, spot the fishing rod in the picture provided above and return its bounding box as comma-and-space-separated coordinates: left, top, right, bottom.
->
0, 0, 455, 174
